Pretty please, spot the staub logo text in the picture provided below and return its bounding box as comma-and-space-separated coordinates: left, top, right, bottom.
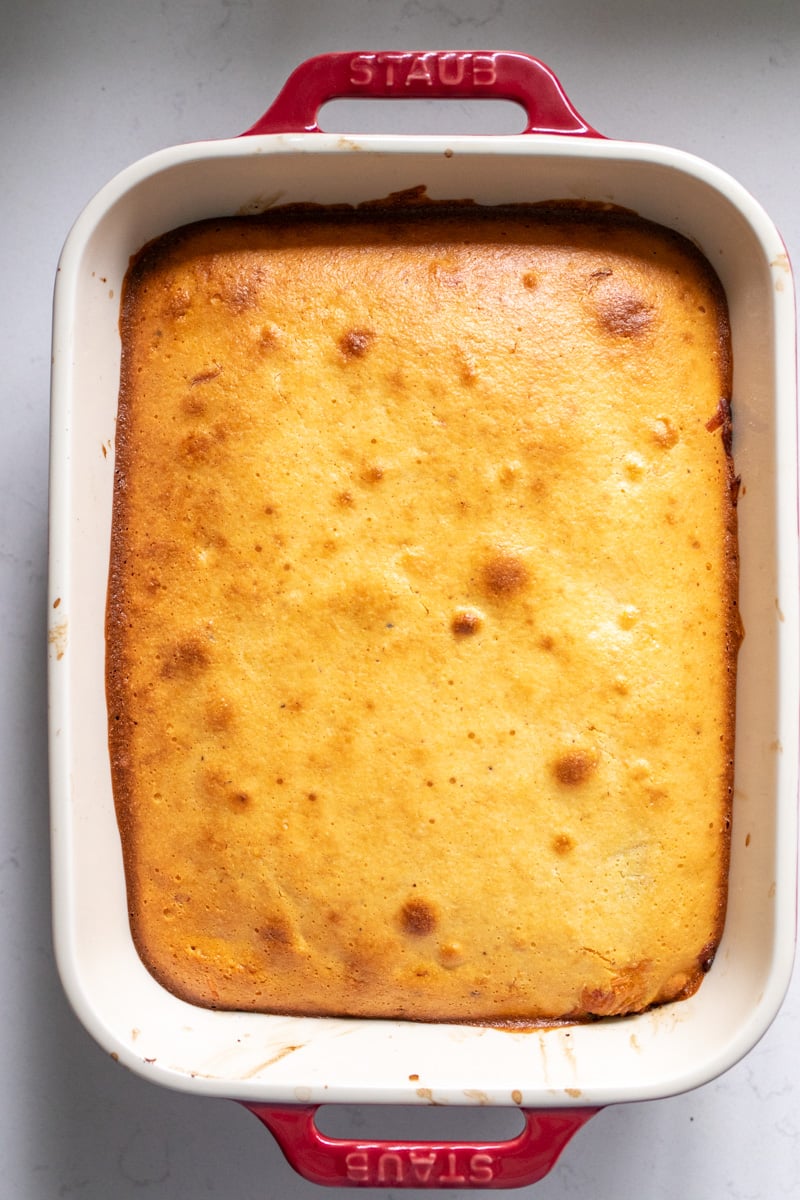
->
345, 1147, 497, 1186
349, 52, 498, 89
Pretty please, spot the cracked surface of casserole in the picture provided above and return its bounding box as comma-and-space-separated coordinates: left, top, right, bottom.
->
106, 203, 739, 1021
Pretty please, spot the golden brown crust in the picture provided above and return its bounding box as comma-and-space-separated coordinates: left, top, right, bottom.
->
106, 203, 738, 1022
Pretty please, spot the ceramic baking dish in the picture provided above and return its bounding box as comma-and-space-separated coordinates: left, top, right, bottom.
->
48, 52, 798, 1188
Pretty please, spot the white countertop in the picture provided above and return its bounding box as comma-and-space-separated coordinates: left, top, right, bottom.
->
3, 0, 799, 1195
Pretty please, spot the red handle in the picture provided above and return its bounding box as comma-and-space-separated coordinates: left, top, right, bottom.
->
242, 1102, 599, 1189
243, 51, 601, 137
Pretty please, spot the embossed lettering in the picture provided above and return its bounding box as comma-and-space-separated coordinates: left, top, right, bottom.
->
405, 54, 435, 86
438, 53, 468, 86
348, 51, 499, 91
409, 1152, 437, 1183
376, 1152, 405, 1184
345, 1151, 370, 1183
470, 1153, 497, 1183
377, 52, 407, 86
349, 54, 375, 86
472, 54, 498, 86
439, 1152, 468, 1185
344, 1146, 498, 1186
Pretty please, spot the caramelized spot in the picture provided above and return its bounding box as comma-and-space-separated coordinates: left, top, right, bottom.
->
259, 324, 281, 351
180, 425, 227, 462
451, 607, 484, 636
205, 697, 234, 732
580, 962, 651, 1016
438, 941, 465, 968
497, 461, 522, 486
482, 552, 529, 598
458, 353, 479, 386
339, 328, 375, 358
705, 397, 733, 454
190, 364, 222, 386
161, 636, 210, 680
399, 898, 437, 937
181, 393, 206, 417
361, 463, 385, 484
143, 538, 178, 568
553, 749, 598, 786
651, 415, 680, 448
622, 453, 645, 481
699, 942, 718, 973
216, 266, 270, 313
429, 257, 463, 286
552, 833, 575, 855
198, 530, 228, 555
580, 989, 617, 1017
594, 285, 654, 338
618, 605, 639, 630
521, 270, 538, 290
336, 490, 355, 507
258, 918, 291, 946
163, 287, 191, 319
628, 758, 651, 782
201, 768, 250, 811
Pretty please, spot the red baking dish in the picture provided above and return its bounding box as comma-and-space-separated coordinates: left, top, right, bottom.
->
48, 51, 798, 1188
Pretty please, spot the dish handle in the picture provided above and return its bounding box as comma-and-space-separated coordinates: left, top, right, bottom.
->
241, 1102, 599, 1189
242, 51, 602, 137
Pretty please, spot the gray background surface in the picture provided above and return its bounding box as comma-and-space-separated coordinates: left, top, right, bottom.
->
3, 1, 799, 1196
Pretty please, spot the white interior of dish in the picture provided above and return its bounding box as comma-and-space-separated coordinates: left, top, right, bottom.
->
49, 134, 798, 1108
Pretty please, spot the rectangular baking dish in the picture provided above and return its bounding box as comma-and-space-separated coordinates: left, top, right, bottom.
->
49, 52, 798, 1188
